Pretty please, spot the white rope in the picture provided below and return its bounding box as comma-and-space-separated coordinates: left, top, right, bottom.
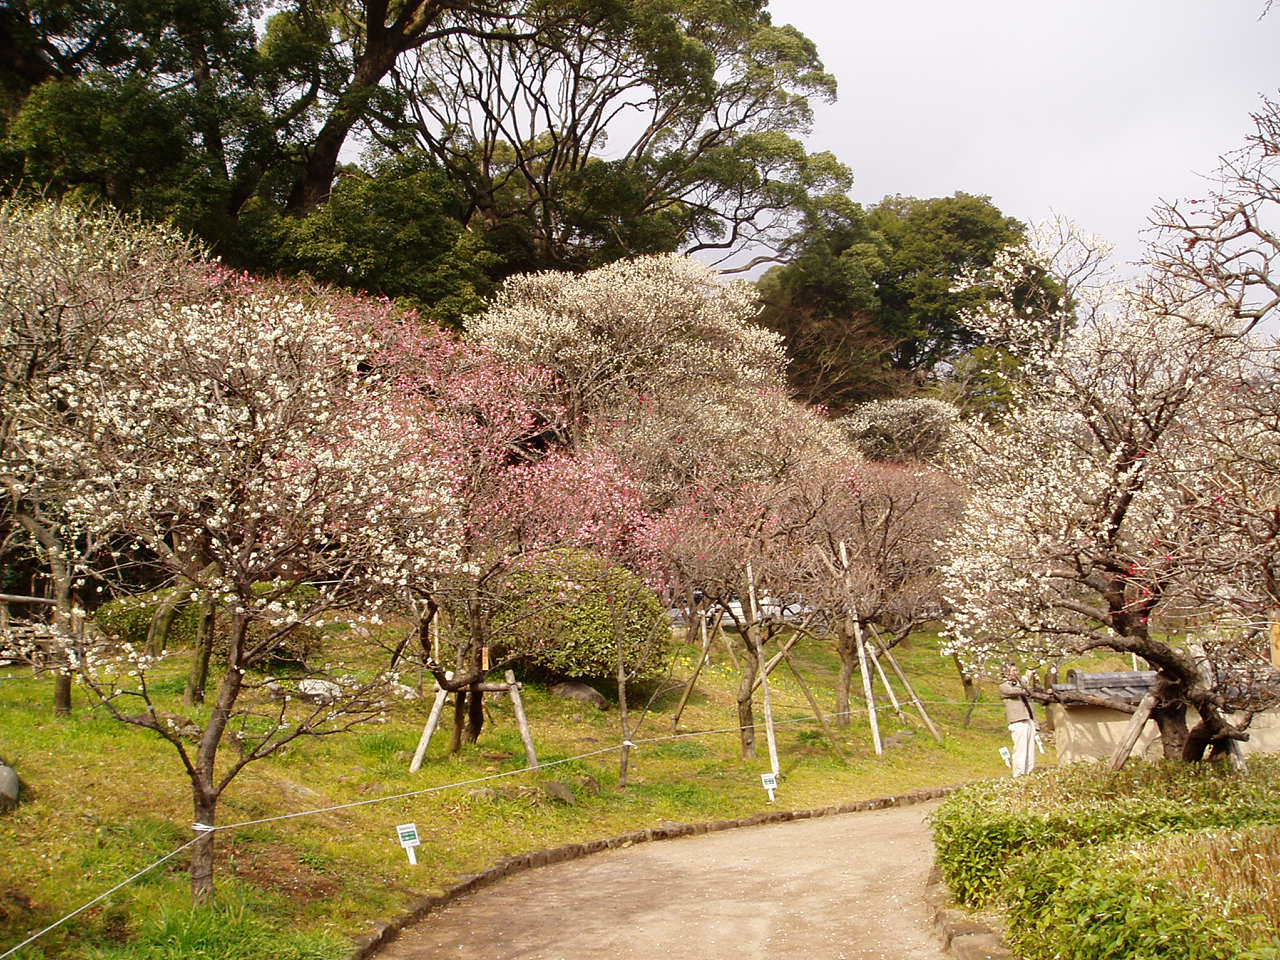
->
1, 694, 1006, 957
0, 837, 201, 960
205, 746, 621, 832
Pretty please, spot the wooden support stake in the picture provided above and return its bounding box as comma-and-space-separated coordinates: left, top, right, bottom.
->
673, 612, 717, 730
746, 561, 780, 778
781, 650, 847, 762
1109, 692, 1157, 771
839, 541, 882, 756
852, 621, 883, 756
410, 682, 450, 772
870, 643, 908, 722
505, 669, 539, 769
872, 629, 944, 744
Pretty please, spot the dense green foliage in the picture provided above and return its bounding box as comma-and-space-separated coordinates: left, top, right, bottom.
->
91, 583, 324, 665
759, 193, 1045, 411
93, 590, 203, 649
1, 0, 848, 311
492, 551, 670, 680
1002, 829, 1280, 960
931, 759, 1280, 908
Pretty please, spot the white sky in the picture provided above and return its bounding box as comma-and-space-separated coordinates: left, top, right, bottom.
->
768, 0, 1279, 272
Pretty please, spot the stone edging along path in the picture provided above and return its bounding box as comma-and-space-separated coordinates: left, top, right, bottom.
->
349, 784, 967, 960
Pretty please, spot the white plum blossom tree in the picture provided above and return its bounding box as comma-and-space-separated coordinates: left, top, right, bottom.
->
466, 253, 787, 445
939, 294, 1271, 760
837, 397, 960, 463
0, 199, 205, 713
25, 276, 460, 900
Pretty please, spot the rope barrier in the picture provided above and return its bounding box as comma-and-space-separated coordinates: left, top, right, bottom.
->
0, 838, 201, 960
0, 682, 1015, 957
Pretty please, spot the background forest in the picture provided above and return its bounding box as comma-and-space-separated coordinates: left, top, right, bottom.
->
0, 0, 1046, 406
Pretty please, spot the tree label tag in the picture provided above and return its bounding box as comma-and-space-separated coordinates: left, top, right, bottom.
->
397, 823, 421, 864
760, 771, 778, 802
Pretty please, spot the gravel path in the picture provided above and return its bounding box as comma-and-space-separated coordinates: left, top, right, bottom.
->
375, 800, 946, 960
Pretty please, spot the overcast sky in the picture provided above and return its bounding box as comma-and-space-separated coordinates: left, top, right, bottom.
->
768, 0, 1278, 272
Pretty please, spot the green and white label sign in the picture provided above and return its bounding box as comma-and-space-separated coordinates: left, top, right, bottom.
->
397, 823, 420, 847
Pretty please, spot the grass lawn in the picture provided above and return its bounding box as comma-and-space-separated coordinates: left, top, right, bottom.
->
0, 627, 1014, 959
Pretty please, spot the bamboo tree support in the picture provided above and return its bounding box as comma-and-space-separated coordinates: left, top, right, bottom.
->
780, 648, 847, 762
672, 611, 720, 730
410, 676, 451, 773
869, 641, 908, 723
505, 669, 539, 770
852, 621, 883, 756
749, 630, 805, 694
1109, 692, 1157, 771
871, 629, 944, 744
839, 542, 882, 755
746, 561, 780, 778
409, 671, 539, 771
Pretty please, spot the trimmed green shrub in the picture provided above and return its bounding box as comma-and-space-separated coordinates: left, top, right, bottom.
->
92, 583, 325, 665
931, 758, 1280, 907
1002, 828, 1280, 960
492, 550, 670, 680
92, 589, 202, 648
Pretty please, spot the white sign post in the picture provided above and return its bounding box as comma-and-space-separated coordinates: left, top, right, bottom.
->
760, 771, 778, 803
396, 822, 421, 865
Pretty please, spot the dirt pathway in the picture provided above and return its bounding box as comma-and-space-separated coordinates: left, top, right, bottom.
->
375, 800, 946, 960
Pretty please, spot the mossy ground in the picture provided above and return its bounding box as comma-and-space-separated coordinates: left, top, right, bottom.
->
0, 627, 1014, 958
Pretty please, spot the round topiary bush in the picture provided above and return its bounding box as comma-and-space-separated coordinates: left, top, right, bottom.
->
493, 550, 670, 681
91, 582, 325, 666
92, 589, 202, 648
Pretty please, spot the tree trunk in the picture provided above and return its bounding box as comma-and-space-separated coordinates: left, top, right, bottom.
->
1151, 702, 1189, 760
183, 598, 216, 707
835, 625, 856, 727
53, 675, 72, 716
188, 611, 247, 903
466, 684, 484, 743
953, 654, 978, 727
450, 689, 467, 754
736, 630, 759, 759
147, 587, 184, 657
18, 511, 75, 716
190, 792, 217, 904
616, 631, 632, 788
285, 41, 402, 214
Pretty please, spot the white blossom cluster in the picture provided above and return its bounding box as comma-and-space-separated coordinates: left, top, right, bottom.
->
951, 214, 1116, 370
24, 284, 461, 635
466, 254, 787, 425
838, 397, 960, 463
940, 297, 1252, 676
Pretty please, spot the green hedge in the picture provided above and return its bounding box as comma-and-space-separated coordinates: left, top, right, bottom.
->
491, 550, 670, 681
92, 583, 324, 665
93, 589, 202, 648
931, 759, 1280, 907
1003, 828, 1280, 960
